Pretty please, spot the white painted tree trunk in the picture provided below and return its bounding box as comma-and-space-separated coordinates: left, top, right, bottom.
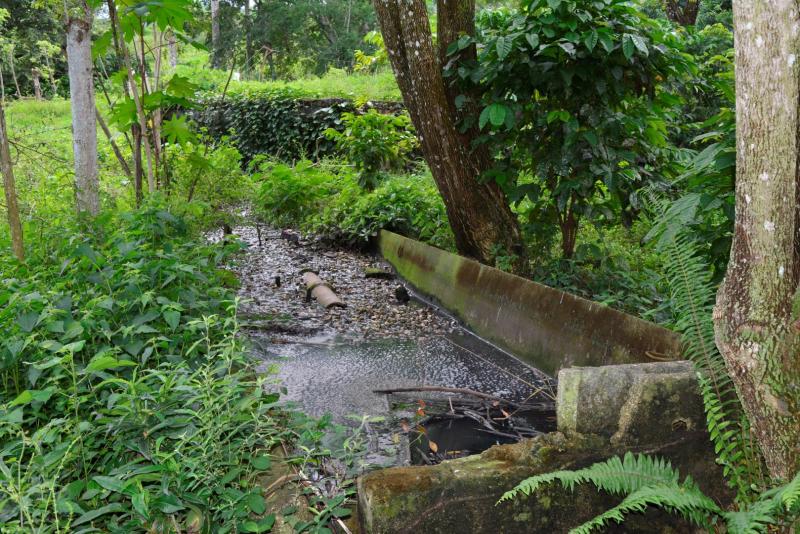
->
714, 0, 800, 481
66, 5, 99, 216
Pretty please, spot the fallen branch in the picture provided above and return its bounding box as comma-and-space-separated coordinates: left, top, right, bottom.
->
372, 386, 554, 411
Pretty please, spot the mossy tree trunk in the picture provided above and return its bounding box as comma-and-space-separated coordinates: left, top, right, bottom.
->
714, 0, 800, 482
371, 0, 527, 274
664, 0, 700, 25
0, 101, 23, 260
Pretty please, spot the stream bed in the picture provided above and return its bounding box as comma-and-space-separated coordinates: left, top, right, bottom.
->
226, 225, 555, 471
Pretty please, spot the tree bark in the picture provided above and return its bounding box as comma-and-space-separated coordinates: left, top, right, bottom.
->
664, 0, 700, 25
9, 50, 20, 98
1, 65, 5, 105
167, 29, 178, 68
371, 0, 526, 273
211, 0, 221, 68
0, 101, 23, 261
66, 5, 99, 216
714, 0, 800, 482
31, 69, 42, 100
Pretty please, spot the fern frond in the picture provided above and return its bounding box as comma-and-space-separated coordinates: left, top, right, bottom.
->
500, 453, 681, 503
643, 188, 764, 501
570, 483, 720, 534
776, 469, 800, 512
722, 499, 780, 534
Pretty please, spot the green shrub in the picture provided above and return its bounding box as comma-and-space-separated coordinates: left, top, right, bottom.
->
191, 89, 404, 164
253, 160, 453, 249
0, 206, 297, 532
324, 110, 418, 189
164, 137, 253, 231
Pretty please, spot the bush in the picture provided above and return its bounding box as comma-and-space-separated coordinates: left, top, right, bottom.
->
191, 89, 405, 164
0, 207, 298, 532
253, 160, 453, 249
324, 110, 418, 189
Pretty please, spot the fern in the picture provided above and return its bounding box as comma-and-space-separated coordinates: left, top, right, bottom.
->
500, 453, 680, 502
647, 191, 764, 500
501, 453, 800, 533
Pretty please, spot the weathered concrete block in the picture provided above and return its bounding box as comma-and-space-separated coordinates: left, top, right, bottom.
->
358, 432, 725, 533
378, 231, 681, 376
557, 361, 704, 445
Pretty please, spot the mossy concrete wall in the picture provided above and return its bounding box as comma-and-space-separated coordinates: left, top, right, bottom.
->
379, 231, 681, 375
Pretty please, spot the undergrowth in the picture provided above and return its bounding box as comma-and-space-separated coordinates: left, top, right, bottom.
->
0, 206, 303, 532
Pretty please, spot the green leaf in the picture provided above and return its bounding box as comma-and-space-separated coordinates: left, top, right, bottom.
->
163, 310, 181, 330
598, 31, 614, 53
93, 475, 127, 494
92, 31, 113, 60
584, 30, 598, 52
165, 74, 199, 98
252, 455, 272, 470
496, 36, 512, 60
547, 0, 561, 8
525, 33, 539, 50
582, 131, 599, 147
83, 355, 138, 374
162, 116, 196, 145
73, 503, 126, 526
247, 493, 266, 515
17, 311, 41, 332
622, 34, 635, 61
487, 103, 508, 127
630, 34, 648, 56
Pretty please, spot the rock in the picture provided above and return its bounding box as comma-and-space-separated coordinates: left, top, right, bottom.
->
364, 267, 396, 280
394, 286, 410, 304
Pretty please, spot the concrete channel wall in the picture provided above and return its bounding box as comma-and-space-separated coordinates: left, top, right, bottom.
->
378, 231, 682, 376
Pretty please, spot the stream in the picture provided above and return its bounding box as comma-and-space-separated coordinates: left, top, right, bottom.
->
225, 225, 556, 471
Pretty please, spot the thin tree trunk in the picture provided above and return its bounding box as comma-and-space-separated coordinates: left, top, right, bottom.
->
714, 0, 800, 482
96, 107, 132, 178
45, 56, 58, 95
1, 66, 5, 105
0, 101, 24, 260
31, 69, 42, 100
211, 0, 221, 68
151, 27, 163, 176
167, 29, 178, 68
66, 4, 99, 216
372, 0, 527, 273
244, 0, 252, 78
121, 25, 155, 194
9, 52, 20, 98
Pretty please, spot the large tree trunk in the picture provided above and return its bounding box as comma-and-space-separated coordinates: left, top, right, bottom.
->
714, 0, 800, 482
66, 4, 99, 216
371, 0, 526, 273
0, 101, 23, 260
211, 0, 221, 68
664, 0, 700, 25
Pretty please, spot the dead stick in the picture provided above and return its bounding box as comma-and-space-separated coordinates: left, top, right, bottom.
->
373, 386, 552, 410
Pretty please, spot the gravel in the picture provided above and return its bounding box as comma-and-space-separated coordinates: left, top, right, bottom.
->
220, 224, 459, 340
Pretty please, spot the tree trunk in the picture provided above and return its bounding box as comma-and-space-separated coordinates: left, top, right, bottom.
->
664, 0, 700, 25
1, 66, 5, 105
167, 29, 178, 68
45, 56, 58, 95
66, 5, 99, 216
0, 101, 24, 261
96, 107, 132, 178
713, 0, 800, 482
211, 0, 221, 68
244, 0, 252, 78
371, 0, 526, 273
9, 52, 20, 98
31, 69, 42, 100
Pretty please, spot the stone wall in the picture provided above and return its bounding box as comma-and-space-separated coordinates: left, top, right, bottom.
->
378, 231, 682, 376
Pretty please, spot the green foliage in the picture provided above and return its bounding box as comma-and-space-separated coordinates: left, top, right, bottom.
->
450, 0, 693, 257
253, 160, 453, 249
501, 453, 800, 533
193, 89, 405, 164
0, 207, 297, 531
354, 31, 390, 73
324, 110, 417, 189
